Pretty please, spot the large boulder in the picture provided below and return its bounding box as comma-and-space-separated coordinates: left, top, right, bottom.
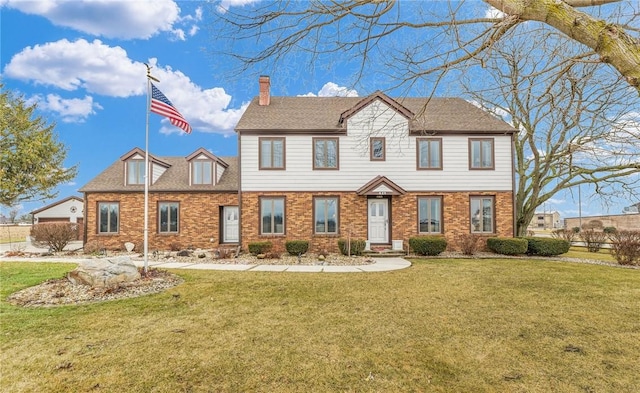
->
68, 257, 141, 288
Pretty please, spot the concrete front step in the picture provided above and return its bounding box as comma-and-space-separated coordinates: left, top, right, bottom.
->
363, 251, 407, 258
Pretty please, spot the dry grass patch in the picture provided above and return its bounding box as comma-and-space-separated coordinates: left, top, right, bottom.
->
1, 259, 639, 392
564, 246, 617, 263
0, 225, 31, 244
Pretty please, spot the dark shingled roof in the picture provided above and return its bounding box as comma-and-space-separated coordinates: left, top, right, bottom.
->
79, 155, 238, 193
235, 94, 516, 134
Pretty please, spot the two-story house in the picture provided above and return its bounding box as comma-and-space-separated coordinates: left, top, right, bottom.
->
81, 76, 516, 253
235, 76, 516, 252
79, 147, 239, 250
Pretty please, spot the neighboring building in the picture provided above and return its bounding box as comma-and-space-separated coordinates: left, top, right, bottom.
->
30, 196, 85, 240
622, 202, 640, 214
565, 213, 640, 231
527, 211, 561, 230
234, 76, 517, 252
31, 196, 84, 225
79, 148, 238, 250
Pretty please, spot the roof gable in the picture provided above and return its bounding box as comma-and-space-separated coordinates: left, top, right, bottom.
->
339, 91, 414, 124
30, 196, 83, 215
120, 147, 171, 168
185, 148, 229, 168
356, 176, 406, 196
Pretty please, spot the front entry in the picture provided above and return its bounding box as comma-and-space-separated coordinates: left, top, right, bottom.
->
223, 206, 239, 243
368, 198, 389, 244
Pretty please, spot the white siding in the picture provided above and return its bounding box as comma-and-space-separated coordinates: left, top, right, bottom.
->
151, 163, 167, 184
33, 199, 84, 223
240, 100, 513, 192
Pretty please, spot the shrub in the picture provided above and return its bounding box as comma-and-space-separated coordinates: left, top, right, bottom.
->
169, 242, 182, 252
609, 230, 640, 266
408, 236, 447, 256
551, 229, 577, 243
248, 241, 272, 255
582, 219, 604, 230
285, 240, 309, 256
572, 227, 581, 233
486, 237, 528, 255
581, 229, 608, 252
30, 223, 78, 252
337, 238, 366, 256
459, 233, 480, 255
603, 226, 617, 234
524, 237, 570, 256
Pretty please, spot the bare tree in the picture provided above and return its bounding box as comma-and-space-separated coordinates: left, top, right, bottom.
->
463, 30, 640, 236
213, 0, 639, 94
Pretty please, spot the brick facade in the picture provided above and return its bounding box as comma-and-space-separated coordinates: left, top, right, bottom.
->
564, 214, 640, 231
84, 191, 238, 251
241, 191, 514, 253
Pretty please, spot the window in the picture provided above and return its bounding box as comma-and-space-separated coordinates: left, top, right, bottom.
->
314, 197, 338, 234
470, 196, 494, 233
98, 202, 119, 233
192, 161, 213, 184
370, 137, 385, 161
259, 138, 285, 169
418, 197, 442, 233
260, 197, 285, 235
417, 138, 442, 169
313, 138, 339, 169
470, 139, 494, 169
159, 202, 179, 233
127, 160, 145, 185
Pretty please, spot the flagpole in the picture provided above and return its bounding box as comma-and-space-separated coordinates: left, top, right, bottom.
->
143, 65, 160, 274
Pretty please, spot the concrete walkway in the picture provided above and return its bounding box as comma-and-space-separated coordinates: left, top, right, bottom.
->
0, 245, 411, 273
130, 257, 411, 273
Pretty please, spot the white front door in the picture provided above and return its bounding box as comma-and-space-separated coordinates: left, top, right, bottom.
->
223, 206, 239, 243
368, 199, 389, 244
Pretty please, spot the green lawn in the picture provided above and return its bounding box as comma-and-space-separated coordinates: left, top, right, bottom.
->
1, 259, 639, 392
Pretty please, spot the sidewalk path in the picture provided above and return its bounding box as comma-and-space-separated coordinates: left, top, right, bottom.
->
0, 255, 411, 273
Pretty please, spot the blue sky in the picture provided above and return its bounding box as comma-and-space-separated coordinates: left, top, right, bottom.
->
1, 0, 636, 221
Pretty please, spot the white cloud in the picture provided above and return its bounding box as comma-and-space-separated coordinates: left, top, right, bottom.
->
485, 6, 506, 19
27, 94, 103, 123
1, 0, 186, 40
217, 0, 261, 14
4, 39, 146, 97
299, 82, 359, 97
3, 39, 246, 134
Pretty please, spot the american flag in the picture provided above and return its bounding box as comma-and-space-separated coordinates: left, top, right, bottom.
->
150, 83, 192, 134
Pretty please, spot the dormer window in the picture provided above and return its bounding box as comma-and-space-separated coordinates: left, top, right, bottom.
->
192, 160, 213, 184
127, 160, 145, 185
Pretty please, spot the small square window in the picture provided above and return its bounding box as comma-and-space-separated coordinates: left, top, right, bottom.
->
127, 160, 145, 185
260, 138, 285, 169
470, 139, 494, 169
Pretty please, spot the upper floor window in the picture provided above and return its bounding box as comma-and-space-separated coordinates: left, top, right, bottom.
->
418, 197, 442, 234
159, 202, 179, 233
314, 197, 338, 234
98, 202, 119, 234
470, 196, 494, 233
259, 137, 285, 169
417, 138, 442, 169
192, 161, 213, 184
127, 160, 145, 185
470, 139, 494, 169
370, 137, 385, 161
261, 197, 285, 235
313, 138, 339, 169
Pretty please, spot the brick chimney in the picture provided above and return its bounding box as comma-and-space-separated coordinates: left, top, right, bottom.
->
259, 75, 270, 106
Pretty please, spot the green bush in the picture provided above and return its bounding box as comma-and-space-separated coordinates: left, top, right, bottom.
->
523, 237, 570, 256
285, 240, 309, 256
603, 226, 617, 234
409, 236, 447, 256
248, 241, 272, 255
337, 239, 366, 256
486, 237, 528, 255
